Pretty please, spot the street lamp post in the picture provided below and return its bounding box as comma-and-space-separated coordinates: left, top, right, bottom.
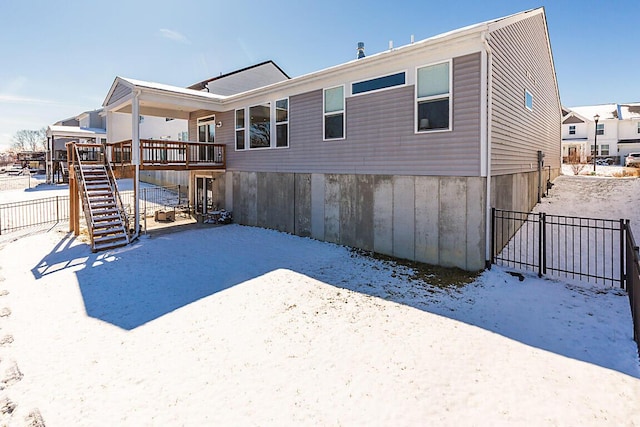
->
593, 114, 600, 173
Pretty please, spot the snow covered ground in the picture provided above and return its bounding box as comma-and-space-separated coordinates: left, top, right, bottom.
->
0, 173, 638, 425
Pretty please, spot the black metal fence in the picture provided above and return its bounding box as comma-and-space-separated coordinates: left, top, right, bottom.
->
0, 196, 70, 234
491, 208, 625, 287
492, 208, 640, 350
0, 185, 188, 235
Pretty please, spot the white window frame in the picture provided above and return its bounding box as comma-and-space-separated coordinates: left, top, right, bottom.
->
637, 122, 640, 134
351, 70, 407, 97
569, 125, 576, 135
323, 85, 346, 141
235, 108, 246, 151
525, 90, 533, 111
596, 123, 604, 136
275, 98, 289, 148
197, 115, 216, 143
248, 102, 272, 150
415, 59, 453, 134
600, 144, 610, 156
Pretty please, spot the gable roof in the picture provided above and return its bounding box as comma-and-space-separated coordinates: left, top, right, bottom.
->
103, 8, 553, 115
187, 60, 289, 91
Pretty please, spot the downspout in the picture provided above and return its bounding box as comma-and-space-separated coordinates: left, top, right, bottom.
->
481, 31, 493, 269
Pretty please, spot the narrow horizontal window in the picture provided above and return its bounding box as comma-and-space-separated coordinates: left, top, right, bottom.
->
352, 72, 405, 95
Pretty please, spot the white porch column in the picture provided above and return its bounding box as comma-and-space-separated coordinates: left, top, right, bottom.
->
132, 91, 141, 235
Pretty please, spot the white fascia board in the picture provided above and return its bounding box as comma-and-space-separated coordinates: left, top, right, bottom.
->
102, 76, 134, 107
486, 7, 543, 32
221, 35, 485, 110
103, 91, 135, 114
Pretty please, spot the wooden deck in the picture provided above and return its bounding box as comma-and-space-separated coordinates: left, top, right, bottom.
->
107, 139, 226, 171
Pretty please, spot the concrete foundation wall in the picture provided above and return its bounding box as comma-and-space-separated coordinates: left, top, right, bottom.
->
232, 171, 487, 271
491, 167, 561, 213
140, 170, 190, 189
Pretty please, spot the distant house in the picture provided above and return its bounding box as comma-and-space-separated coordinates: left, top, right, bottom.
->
562, 103, 640, 164
101, 7, 561, 271
46, 108, 188, 183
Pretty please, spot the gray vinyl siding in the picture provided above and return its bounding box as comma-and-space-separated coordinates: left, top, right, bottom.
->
489, 13, 561, 176
224, 53, 482, 177
109, 83, 132, 105
563, 116, 584, 124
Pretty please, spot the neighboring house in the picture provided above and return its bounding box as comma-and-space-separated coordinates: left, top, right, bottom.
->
102, 7, 561, 271
46, 108, 188, 183
46, 109, 107, 183
562, 103, 640, 164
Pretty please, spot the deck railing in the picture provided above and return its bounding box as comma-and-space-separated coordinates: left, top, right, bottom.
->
107, 139, 225, 170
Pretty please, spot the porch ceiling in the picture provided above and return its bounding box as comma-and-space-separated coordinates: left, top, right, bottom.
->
103, 76, 225, 119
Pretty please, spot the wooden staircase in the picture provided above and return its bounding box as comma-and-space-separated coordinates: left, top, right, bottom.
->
75, 160, 130, 252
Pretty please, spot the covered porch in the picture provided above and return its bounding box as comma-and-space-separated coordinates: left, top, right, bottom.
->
102, 76, 227, 237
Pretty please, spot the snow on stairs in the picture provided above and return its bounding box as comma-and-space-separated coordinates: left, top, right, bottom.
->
80, 164, 129, 252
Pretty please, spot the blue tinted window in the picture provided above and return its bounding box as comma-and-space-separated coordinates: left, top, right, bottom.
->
352, 72, 405, 95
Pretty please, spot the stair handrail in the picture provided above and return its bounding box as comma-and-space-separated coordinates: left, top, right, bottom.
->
73, 144, 97, 248
102, 145, 131, 238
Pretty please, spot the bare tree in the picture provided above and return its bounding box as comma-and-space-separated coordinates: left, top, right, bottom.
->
11, 128, 46, 152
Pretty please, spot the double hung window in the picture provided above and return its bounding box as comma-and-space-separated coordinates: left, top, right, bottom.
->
324, 86, 345, 140
416, 61, 451, 132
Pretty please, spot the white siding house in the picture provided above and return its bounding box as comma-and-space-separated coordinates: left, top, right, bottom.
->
562, 103, 640, 164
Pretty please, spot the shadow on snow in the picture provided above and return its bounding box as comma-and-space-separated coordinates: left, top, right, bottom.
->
30, 224, 639, 379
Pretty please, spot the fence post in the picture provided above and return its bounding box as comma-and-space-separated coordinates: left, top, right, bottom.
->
490, 207, 497, 267
56, 196, 59, 223
539, 212, 546, 278
621, 219, 626, 290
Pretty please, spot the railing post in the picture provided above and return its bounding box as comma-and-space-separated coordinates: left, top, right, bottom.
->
56, 196, 59, 223
539, 212, 546, 277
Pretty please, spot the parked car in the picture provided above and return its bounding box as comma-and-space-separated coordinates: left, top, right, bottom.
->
625, 153, 640, 168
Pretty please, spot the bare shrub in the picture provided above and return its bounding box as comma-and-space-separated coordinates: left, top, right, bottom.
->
569, 162, 588, 176
612, 168, 640, 178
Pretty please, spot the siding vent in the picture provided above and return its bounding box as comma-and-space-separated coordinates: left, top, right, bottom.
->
357, 42, 365, 59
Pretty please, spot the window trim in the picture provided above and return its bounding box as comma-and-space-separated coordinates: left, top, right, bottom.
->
351, 70, 407, 97
636, 122, 640, 134
525, 90, 533, 111
596, 123, 604, 136
275, 97, 289, 149
234, 108, 246, 151
248, 102, 272, 150
196, 114, 216, 143
569, 125, 576, 135
414, 59, 453, 134
323, 85, 346, 141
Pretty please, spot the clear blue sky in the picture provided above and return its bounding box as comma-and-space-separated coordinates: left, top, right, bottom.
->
0, 0, 638, 150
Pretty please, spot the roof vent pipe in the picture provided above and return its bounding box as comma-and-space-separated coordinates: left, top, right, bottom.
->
357, 42, 365, 59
